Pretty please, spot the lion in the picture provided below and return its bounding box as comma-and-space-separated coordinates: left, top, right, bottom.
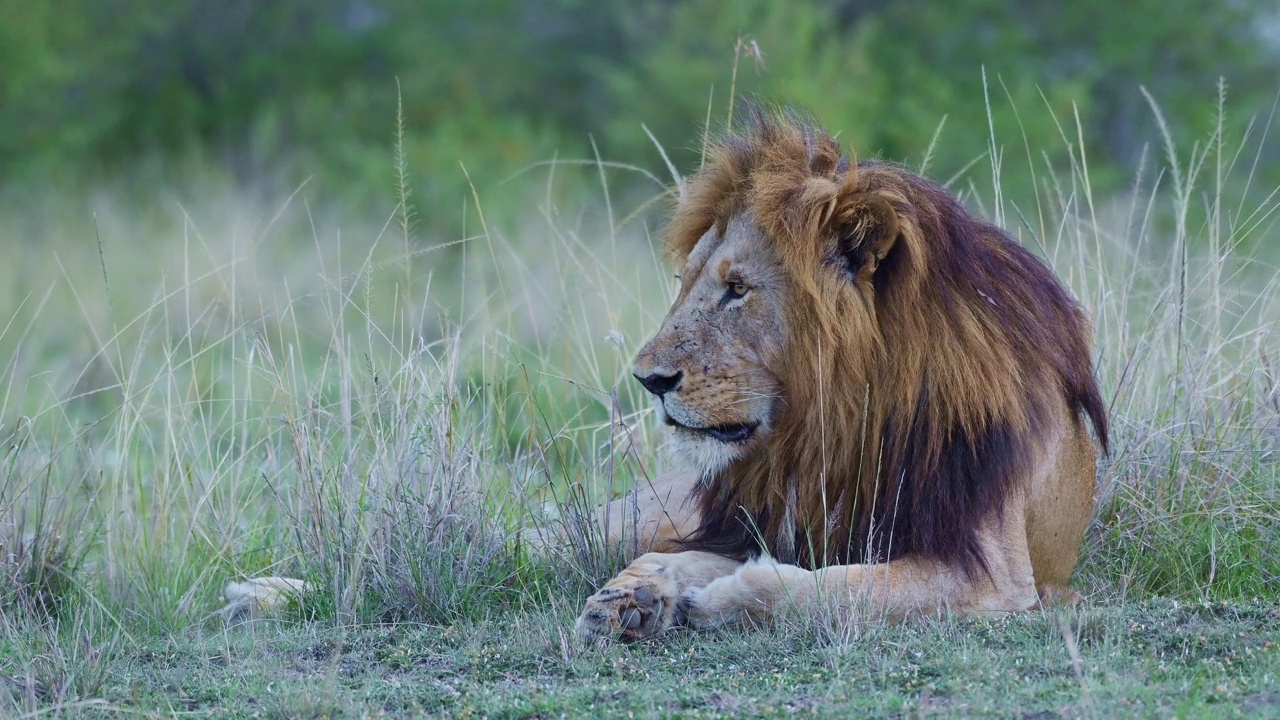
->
575, 110, 1108, 642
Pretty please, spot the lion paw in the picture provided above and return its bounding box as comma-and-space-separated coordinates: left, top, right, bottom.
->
680, 559, 812, 630
222, 576, 309, 621
575, 569, 681, 643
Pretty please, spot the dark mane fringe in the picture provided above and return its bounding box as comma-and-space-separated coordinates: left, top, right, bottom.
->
670, 109, 1108, 577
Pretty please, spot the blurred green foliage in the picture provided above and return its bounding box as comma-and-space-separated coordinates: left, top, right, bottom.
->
2, 0, 1276, 234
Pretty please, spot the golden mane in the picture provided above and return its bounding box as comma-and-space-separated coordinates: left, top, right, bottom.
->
665, 110, 1109, 576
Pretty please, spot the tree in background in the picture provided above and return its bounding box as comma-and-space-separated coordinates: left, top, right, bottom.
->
1, 0, 1275, 233
601, 0, 1277, 188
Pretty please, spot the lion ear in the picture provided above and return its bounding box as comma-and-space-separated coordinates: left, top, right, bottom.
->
834, 194, 899, 281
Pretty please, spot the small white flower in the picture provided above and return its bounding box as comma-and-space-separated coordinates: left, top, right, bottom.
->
605, 330, 625, 349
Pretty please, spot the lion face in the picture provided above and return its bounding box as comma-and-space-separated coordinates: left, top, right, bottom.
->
633, 213, 787, 477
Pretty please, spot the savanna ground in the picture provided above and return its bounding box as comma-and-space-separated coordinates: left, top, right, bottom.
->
3, 91, 1279, 717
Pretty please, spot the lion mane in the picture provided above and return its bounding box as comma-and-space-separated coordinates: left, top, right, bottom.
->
662, 110, 1109, 579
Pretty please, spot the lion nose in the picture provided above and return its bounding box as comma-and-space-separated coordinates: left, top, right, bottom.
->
633, 370, 683, 397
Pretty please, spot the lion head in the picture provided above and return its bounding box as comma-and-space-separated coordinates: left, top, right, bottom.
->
633, 110, 1108, 575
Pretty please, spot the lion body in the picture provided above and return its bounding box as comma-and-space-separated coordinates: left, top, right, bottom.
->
577, 111, 1106, 642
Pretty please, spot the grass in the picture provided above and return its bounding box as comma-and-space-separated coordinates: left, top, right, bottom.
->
4, 600, 1279, 717
1, 91, 1278, 717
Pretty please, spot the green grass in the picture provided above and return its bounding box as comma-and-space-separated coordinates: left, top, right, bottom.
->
1, 92, 1278, 716
6, 600, 1278, 717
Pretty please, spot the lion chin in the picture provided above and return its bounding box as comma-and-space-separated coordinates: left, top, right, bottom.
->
667, 424, 753, 481
660, 405, 767, 481
576, 107, 1108, 644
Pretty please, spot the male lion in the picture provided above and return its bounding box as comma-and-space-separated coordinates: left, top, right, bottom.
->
576, 111, 1108, 642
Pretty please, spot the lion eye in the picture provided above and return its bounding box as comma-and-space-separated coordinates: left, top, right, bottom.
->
729, 281, 748, 298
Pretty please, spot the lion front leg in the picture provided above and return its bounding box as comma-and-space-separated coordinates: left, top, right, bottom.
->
684, 504, 1042, 629
683, 548, 1040, 630
576, 551, 742, 643
681, 557, 1024, 630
